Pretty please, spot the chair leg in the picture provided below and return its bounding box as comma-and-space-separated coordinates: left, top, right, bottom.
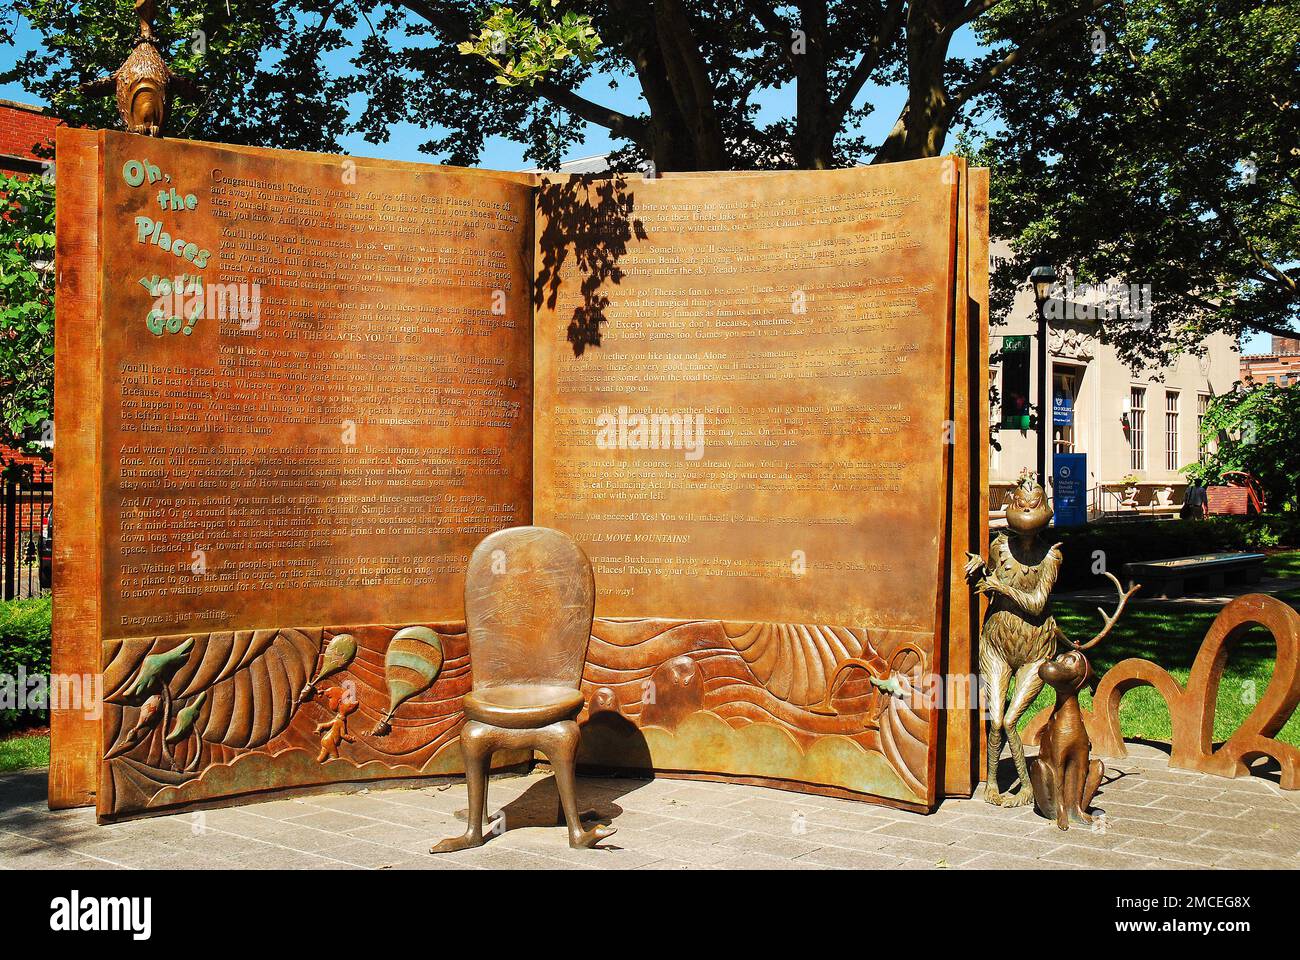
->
539, 720, 616, 849
430, 720, 494, 854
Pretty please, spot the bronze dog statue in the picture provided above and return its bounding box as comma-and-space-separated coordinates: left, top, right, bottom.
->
1029, 646, 1106, 830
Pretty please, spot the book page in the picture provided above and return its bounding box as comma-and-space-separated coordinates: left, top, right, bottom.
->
532, 160, 958, 632
95, 133, 535, 637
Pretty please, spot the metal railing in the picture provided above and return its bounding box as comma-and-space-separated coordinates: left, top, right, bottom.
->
2, 463, 52, 599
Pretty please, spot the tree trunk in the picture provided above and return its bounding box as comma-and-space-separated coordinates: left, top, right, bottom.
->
651, 0, 726, 169
874, 0, 959, 163
794, 0, 833, 168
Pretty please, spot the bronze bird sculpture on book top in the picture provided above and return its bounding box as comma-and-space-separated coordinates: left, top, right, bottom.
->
966, 471, 1136, 807
79, 0, 199, 137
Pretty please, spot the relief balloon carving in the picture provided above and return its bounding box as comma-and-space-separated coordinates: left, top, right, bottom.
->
370, 626, 445, 736
300, 633, 357, 702
99, 623, 474, 818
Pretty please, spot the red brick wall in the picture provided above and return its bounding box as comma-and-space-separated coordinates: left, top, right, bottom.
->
0, 443, 53, 536
1242, 353, 1300, 386
0, 100, 62, 173
0, 102, 61, 485
1, 442, 51, 473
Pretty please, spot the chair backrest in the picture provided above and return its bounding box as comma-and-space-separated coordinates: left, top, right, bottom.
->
464, 526, 595, 691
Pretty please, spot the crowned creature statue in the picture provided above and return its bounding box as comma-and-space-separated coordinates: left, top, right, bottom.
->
965, 470, 1136, 807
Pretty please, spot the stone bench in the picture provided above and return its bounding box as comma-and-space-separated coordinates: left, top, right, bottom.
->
1124, 551, 1266, 599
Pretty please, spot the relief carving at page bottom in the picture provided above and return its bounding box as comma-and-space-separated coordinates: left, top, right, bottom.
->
99, 616, 932, 817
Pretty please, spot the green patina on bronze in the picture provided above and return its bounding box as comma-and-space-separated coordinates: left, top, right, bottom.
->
129, 637, 193, 698
370, 627, 444, 737
165, 690, 207, 744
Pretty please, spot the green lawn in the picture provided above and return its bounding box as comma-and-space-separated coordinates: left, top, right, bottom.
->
1019, 551, 1300, 747
1264, 549, 1300, 580
0, 734, 49, 772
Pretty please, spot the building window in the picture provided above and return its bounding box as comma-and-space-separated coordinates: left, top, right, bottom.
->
1130, 386, 1146, 471
1197, 392, 1211, 457
1165, 391, 1180, 471
1053, 369, 1078, 453
999, 336, 1030, 428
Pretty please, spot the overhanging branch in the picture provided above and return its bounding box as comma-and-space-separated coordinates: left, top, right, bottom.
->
829, 0, 906, 127
394, 0, 647, 146
949, 0, 1114, 112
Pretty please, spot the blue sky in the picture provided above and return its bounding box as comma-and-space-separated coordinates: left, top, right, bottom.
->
0, 13, 1275, 350
0, 13, 971, 170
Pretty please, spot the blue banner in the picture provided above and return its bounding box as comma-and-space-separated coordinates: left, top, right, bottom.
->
1052, 393, 1074, 426
1053, 452, 1088, 527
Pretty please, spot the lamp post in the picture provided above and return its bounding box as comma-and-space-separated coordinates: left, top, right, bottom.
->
1029, 265, 1057, 488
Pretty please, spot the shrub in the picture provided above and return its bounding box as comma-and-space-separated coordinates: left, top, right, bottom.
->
0, 596, 52, 733
1051, 515, 1300, 589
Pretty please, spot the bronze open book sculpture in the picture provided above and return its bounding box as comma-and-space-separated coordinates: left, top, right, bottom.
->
432, 526, 616, 852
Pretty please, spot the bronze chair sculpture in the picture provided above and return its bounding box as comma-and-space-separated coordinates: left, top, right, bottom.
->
431, 526, 616, 852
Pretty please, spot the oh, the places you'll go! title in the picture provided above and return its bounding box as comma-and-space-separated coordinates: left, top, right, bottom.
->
121, 155, 259, 337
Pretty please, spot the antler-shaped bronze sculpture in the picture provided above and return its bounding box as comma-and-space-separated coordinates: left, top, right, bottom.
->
1070, 571, 1139, 651
78, 0, 199, 137
1029, 572, 1139, 829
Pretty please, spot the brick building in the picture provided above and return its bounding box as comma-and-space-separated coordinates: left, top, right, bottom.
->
1241, 335, 1300, 387
0, 98, 61, 176
0, 99, 59, 489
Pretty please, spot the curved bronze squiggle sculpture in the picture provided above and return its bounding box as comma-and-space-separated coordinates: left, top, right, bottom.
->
1024, 593, 1300, 789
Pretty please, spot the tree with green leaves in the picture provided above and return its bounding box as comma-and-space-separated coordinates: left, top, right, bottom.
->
0, 170, 55, 442
965, 0, 1299, 367
1184, 383, 1300, 513
4, 0, 1113, 170
5, 1, 1296, 368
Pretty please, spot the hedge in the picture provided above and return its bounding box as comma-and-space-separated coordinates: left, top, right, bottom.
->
0, 596, 52, 733
1049, 515, 1300, 590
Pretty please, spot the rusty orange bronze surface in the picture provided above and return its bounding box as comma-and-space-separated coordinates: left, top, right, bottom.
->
94, 132, 534, 639
533, 161, 961, 633
432, 526, 614, 851
53, 132, 989, 819
51, 127, 105, 810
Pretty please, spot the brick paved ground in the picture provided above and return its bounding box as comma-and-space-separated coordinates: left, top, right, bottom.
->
2, 744, 1297, 869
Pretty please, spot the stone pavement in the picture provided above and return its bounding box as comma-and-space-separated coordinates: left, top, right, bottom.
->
2, 744, 1298, 870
